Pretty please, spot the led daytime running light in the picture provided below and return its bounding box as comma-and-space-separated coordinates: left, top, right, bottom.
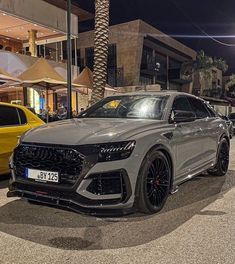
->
100, 141, 135, 154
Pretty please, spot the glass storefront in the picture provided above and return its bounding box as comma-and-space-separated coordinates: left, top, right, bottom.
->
27, 88, 40, 113
0, 87, 24, 105
35, 38, 80, 66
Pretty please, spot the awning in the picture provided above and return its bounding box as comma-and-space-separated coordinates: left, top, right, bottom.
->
18, 58, 68, 89
0, 68, 21, 84
73, 66, 116, 92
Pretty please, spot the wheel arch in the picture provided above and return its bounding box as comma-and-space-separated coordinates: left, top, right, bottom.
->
155, 146, 174, 191
214, 133, 230, 164
219, 133, 230, 148
134, 143, 174, 203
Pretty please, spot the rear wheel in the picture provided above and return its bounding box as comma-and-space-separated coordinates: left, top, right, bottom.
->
208, 138, 229, 176
137, 149, 171, 214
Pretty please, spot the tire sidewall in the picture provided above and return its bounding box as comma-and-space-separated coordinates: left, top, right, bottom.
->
137, 149, 171, 214
217, 138, 230, 175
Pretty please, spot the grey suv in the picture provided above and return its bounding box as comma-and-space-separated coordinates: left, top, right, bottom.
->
8, 92, 230, 215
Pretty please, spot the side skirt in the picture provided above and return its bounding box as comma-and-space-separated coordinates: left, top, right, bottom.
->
171, 159, 215, 193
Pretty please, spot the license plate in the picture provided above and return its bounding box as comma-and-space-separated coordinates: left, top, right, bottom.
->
25, 168, 59, 183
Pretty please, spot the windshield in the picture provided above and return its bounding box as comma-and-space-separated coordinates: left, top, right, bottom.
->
80, 95, 169, 120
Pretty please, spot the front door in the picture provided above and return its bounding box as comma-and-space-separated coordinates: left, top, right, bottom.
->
169, 96, 204, 181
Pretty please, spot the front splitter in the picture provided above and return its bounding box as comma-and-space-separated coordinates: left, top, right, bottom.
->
7, 189, 135, 217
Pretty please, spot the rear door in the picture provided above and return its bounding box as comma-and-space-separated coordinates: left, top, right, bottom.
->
187, 97, 218, 164
0, 105, 31, 174
170, 96, 204, 180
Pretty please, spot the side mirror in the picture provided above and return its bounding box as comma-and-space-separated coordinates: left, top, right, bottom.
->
171, 110, 196, 123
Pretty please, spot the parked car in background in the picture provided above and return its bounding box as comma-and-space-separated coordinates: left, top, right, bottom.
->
9, 92, 230, 215
0, 103, 44, 175
228, 113, 235, 134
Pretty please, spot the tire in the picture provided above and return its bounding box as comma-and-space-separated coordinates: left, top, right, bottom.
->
136, 149, 171, 214
208, 138, 230, 176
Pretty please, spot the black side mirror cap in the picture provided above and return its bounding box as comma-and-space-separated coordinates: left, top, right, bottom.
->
171, 110, 196, 123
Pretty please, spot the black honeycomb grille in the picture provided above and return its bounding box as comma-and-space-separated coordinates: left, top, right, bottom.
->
14, 144, 84, 186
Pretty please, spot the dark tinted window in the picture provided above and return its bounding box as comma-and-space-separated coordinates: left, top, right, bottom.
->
18, 108, 27, 124
205, 104, 216, 117
0, 105, 20, 126
187, 97, 210, 119
229, 113, 235, 120
172, 96, 192, 112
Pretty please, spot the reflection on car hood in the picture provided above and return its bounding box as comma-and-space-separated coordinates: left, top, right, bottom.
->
22, 118, 166, 145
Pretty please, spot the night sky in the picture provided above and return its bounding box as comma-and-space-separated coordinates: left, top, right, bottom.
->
74, 0, 235, 74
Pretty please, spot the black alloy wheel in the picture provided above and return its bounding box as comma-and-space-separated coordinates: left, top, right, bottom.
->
137, 149, 171, 214
219, 140, 229, 174
208, 138, 229, 176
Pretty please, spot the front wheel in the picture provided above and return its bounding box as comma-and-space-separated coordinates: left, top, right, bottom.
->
208, 138, 229, 176
137, 149, 171, 214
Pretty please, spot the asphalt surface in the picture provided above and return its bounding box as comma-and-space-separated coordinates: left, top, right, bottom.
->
0, 140, 234, 264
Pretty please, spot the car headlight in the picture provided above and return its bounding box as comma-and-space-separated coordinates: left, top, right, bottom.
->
98, 141, 136, 162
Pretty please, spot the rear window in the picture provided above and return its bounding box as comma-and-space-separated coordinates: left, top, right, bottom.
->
0, 105, 20, 126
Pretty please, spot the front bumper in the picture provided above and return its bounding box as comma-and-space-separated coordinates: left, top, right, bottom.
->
8, 142, 144, 215
8, 167, 134, 216
8, 181, 134, 216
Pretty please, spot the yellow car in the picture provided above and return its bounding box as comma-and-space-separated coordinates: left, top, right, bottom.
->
0, 103, 44, 175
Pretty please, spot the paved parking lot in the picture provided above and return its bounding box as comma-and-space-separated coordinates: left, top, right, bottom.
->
0, 140, 234, 264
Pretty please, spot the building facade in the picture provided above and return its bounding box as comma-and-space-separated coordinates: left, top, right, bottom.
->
77, 20, 197, 92
0, 0, 92, 112
193, 67, 223, 98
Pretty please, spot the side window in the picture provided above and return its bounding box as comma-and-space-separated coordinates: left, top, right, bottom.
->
205, 103, 216, 117
172, 96, 193, 112
187, 97, 210, 119
0, 105, 20, 126
229, 113, 235, 120
17, 108, 27, 124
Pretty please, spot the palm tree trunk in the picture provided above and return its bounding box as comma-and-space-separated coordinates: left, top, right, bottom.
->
91, 0, 110, 105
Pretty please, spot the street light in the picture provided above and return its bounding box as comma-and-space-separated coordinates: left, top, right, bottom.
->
66, 0, 72, 119
153, 62, 160, 84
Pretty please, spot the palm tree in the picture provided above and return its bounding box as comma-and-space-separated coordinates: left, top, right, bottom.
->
225, 74, 235, 97
182, 50, 228, 96
91, 0, 110, 105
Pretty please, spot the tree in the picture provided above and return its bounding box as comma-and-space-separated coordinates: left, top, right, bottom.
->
182, 50, 228, 96
226, 74, 235, 89
91, 0, 110, 105
195, 50, 214, 85
213, 57, 228, 73
225, 74, 235, 97
195, 50, 228, 74
196, 50, 213, 71
182, 50, 228, 77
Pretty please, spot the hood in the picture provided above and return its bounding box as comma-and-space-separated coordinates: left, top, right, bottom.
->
22, 118, 166, 145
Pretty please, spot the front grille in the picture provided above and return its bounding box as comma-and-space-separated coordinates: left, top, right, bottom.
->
14, 144, 84, 187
